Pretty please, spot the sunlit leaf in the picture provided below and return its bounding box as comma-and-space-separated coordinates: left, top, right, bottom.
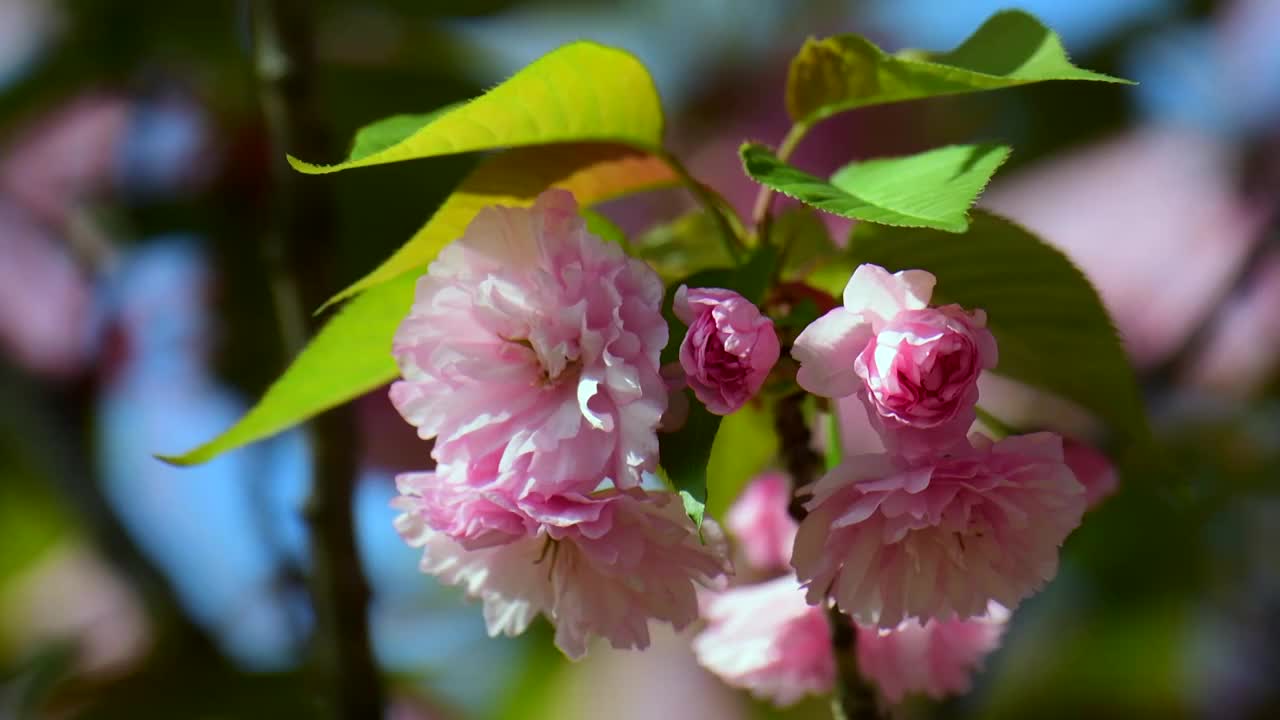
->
324, 144, 677, 308
158, 272, 416, 465
742, 143, 1010, 233
345, 105, 459, 162
847, 211, 1147, 442
289, 42, 664, 174
787, 10, 1129, 125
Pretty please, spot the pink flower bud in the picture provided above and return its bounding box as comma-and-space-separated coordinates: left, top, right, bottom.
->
855, 305, 996, 430
674, 286, 780, 415
792, 264, 996, 456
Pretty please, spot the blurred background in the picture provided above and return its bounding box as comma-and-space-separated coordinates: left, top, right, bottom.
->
1, 0, 1278, 718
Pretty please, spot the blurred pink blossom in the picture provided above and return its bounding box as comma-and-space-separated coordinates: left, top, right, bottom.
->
984, 128, 1265, 367
0, 201, 92, 375
725, 471, 795, 574
393, 487, 729, 660
0, 94, 129, 226
0, 543, 150, 674
694, 576, 834, 706
390, 190, 668, 498
793, 433, 1085, 627
1188, 250, 1280, 397
857, 602, 1009, 702
674, 285, 779, 415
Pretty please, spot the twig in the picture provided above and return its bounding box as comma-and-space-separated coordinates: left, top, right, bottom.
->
661, 151, 747, 263
750, 122, 809, 242
776, 391, 824, 522
775, 392, 885, 720
249, 1, 383, 718
827, 607, 883, 720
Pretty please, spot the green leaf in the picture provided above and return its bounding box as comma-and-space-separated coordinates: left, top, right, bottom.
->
847, 210, 1147, 441
324, 144, 678, 309
634, 210, 734, 284
741, 143, 1010, 233
787, 9, 1130, 125
774, 206, 835, 279
705, 402, 778, 520
158, 272, 417, 465
661, 399, 721, 528
580, 208, 627, 247
345, 105, 460, 162
289, 42, 664, 174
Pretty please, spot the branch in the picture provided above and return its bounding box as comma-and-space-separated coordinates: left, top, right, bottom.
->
827, 607, 883, 720
775, 391, 824, 522
249, 1, 383, 717
775, 392, 885, 720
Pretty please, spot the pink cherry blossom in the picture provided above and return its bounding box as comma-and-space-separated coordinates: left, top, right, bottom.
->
390, 190, 668, 497
857, 602, 1009, 702
674, 286, 779, 415
392, 470, 533, 550
792, 264, 995, 456
792, 433, 1085, 627
393, 486, 729, 660
726, 471, 797, 574
693, 576, 834, 706
1062, 439, 1119, 509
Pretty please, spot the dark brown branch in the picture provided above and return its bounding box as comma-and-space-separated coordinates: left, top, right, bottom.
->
776, 391, 825, 522
248, 1, 383, 718
775, 391, 885, 720
827, 607, 883, 720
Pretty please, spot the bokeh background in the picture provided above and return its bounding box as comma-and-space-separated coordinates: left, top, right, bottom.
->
1, 0, 1278, 718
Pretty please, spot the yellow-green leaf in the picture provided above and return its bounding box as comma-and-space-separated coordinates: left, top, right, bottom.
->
324, 143, 678, 308
289, 42, 664, 174
787, 10, 1129, 125
158, 272, 417, 466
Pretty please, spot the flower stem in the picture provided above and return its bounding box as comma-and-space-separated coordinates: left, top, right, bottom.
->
827, 607, 884, 720
662, 152, 747, 264
775, 392, 885, 720
775, 392, 824, 522
750, 122, 809, 244
250, 1, 383, 717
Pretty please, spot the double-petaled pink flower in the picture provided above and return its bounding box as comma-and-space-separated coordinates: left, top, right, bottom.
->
792, 264, 996, 455
694, 473, 1010, 706
394, 486, 729, 659
674, 286, 779, 415
389, 190, 730, 659
856, 602, 1009, 702
390, 189, 668, 497
792, 432, 1086, 627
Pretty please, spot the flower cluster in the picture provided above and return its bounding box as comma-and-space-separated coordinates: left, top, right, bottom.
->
387, 189, 1111, 700
693, 264, 1113, 706
694, 473, 1010, 705
791, 264, 1089, 627
389, 190, 733, 658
